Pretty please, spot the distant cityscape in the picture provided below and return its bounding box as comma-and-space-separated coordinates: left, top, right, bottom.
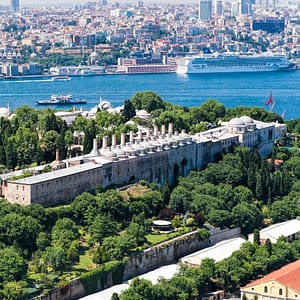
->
0, 0, 299, 76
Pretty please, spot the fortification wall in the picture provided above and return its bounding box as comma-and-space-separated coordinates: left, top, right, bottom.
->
39, 227, 241, 300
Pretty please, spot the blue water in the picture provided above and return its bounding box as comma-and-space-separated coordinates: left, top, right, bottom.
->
1, 71, 300, 120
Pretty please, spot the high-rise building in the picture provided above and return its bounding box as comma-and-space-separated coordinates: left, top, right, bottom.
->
213, 0, 223, 16
240, 0, 252, 14
199, 0, 212, 21
11, 0, 19, 12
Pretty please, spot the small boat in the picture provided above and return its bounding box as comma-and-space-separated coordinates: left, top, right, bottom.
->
36, 94, 86, 105
51, 76, 71, 81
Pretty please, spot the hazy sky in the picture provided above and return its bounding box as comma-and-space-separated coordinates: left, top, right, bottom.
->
1, 1, 88, 6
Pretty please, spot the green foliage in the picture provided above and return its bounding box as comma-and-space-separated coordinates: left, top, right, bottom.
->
2, 281, 28, 300
51, 218, 79, 250
79, 260, 126, 294
130, 91, 165, 112
122, 99, 136, 122
198, 228, 210, 240
0, 248, 27, 284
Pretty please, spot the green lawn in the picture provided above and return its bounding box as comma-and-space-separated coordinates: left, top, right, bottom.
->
146, 227, 192, 246
73, 245, 95, 272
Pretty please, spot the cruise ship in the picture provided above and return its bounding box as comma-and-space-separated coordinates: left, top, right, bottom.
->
176, 53, 294, 74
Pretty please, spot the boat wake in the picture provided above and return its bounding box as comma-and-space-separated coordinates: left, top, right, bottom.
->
1, 79, 52, 83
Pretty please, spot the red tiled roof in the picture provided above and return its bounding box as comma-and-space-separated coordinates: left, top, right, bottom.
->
242, 259, 300, 293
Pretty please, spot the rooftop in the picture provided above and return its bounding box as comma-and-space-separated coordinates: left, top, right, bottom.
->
260, 218, 300, 240
242, 259, 300, 293
180, 237, 246, 266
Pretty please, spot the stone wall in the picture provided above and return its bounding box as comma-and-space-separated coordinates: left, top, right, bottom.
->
123, 226, 241, 280
39, 227, 241, 300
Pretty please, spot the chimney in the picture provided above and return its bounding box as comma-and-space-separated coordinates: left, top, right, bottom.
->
129, 131, 134, 144
154, 126, 158, 137
138, 130, 142, 141
168, 123, 173, 135
161, 124, 166, 135
112, 134, 117, 148
102, 136, 108, 149
146, 128, 150, 139
121, 133, 126, 146
94, 138, 99, 151
55, 148, 60, 161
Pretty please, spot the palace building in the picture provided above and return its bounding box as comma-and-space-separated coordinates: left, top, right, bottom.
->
0, 117, 286, 207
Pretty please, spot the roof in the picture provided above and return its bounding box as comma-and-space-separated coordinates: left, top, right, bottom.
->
153, 220, 172, 226
79, 264, 179, 299
180, 237, 246, 266
260, 219, 300, 240
242, 259, 300, 293
10, 162, 103, 185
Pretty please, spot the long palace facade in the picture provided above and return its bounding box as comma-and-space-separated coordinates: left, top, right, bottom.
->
0, 116, 286, 207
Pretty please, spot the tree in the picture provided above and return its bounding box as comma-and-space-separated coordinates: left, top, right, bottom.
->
2, 281, 28, 300
253, 229, 261, 245
130, 91, 165, 112
265, 238, 272, 256
208, 209, 232, 229
51, 218, 79, 250
42, 130, 63, 162
89, 215, 119, 244
0, 248, 27, 284
232, 202, 263, 235
269, 198, 298, 223
0, 213, 42, 255
36, 232, 51, 251
122, 99, 136, 122
194, 99, 226, 123
169, 186, 191, 213
97, 190, 128, 222
120, 278, 158, 300
41, 246, 68, 273
67, 240, 80, 264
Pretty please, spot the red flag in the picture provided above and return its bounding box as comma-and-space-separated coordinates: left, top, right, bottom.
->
265, 92, 273, 105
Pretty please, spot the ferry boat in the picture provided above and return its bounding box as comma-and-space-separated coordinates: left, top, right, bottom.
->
36, 94, 86, 105
51, 76, 71, 81
49, 66, 106, 76
176, 53, 294, 74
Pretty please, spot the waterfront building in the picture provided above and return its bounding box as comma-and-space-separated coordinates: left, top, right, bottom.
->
199, 0, 212, 21
0, 117, 286, 207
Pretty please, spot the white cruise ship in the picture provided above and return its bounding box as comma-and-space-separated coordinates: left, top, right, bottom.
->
176, 53, 294, 74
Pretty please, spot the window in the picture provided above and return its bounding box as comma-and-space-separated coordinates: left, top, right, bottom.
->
279, 289, 282, 296
264, 286, 268, 293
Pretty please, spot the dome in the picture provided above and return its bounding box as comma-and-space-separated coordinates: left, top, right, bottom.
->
30, 53, 37, 58
132, 142, 145, 151
98, 100, 112, 110
240, 116, 254, 124
141, 140, 154, 150
136, 109, 151, 119
100, 147, 117, 159
113, 145, 127, 158
122, 143, 136, 156
228, 118, 245, 126
0, 107, 10, 117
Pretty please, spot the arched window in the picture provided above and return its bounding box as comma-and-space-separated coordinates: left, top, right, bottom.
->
279, 289, 283, 296
264, 286, 268, 293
